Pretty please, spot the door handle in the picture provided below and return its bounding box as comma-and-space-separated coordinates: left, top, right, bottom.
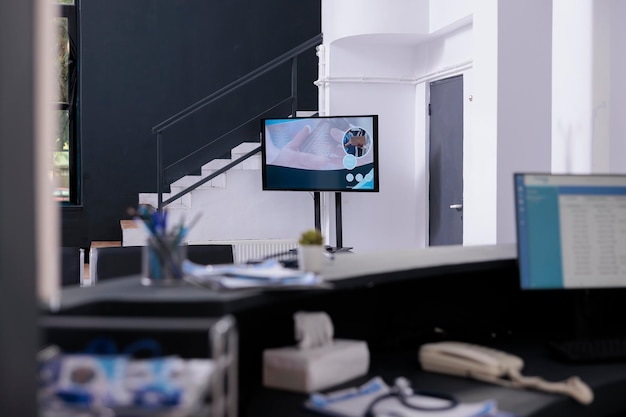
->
449, 204, 463, 211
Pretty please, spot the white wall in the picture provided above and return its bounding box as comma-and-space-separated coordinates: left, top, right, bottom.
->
322, 0, 429, 44
496, 0, 553, 243
467, 0, 498, 245
552, 0, 594, 173
593, 0, 611, 172
551, 0, 626, 174
319, 0, 626, 250
187, 171, 314, 242
322, 0, 480, 251
322, 40, 422, 251
609, 0, 626, 173
429, 0, 473, 34
194, 0, 626, 251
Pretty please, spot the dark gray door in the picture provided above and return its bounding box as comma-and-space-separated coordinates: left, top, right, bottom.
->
429, 75, 463, 246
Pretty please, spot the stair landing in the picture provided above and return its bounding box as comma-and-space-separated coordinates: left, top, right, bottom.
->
121, 220, 147, 247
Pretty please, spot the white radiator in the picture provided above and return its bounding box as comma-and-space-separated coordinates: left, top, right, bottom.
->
189, 239, 298, 264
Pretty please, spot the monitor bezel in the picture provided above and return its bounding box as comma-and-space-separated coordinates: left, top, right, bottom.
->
260, 114, 380, 193
514, 172, 626, 291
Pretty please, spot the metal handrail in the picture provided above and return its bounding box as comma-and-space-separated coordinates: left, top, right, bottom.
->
160, 98, 293, 207
162, 146, 260, 207
164, 98, 292, 173
153, 34, 322, 210
152, 34, 322, 134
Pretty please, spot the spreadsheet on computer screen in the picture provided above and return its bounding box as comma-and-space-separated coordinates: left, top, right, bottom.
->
515, 173, 626, 289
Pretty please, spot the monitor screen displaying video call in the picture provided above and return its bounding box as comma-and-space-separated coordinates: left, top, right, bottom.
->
261, 115, 379, 192
514, 173, 626, 290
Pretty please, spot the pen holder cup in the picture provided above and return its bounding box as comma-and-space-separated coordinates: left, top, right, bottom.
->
141, 236, 187, 286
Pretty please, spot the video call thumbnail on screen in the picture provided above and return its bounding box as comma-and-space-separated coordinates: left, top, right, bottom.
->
261, 115, 379, 192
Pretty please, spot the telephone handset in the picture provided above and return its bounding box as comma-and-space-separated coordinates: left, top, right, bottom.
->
418, 341, 594, 405
419, 341, 523, 380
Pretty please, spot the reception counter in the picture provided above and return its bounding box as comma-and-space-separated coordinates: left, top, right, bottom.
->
42, 244, 626, 417
47, 244, 518, 315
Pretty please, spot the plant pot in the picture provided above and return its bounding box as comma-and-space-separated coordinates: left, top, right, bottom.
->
298, 244, 325, 273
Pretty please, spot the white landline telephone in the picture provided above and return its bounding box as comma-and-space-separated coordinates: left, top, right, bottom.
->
418, 341, 594, 405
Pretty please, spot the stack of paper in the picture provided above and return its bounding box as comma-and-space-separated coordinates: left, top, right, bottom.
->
183, 259, 331, 290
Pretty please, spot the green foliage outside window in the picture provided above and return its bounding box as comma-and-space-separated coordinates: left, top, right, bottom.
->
53, 0, 75, 201
55, 16, 69, 151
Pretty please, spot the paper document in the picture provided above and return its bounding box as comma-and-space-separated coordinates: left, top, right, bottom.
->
183, 259, 331, 290
305, 377, 516, 417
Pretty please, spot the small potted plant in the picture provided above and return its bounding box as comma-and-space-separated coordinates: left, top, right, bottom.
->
298, 229, 325, 273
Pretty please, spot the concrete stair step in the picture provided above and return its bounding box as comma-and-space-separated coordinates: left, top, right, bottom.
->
230, 142, 262, 170
130, 131, 312, 248
139, 141, 263, 211
119, 220, 146, 247
170, 172, 226, 190
138, 190, 192, 209
232, 141, 261, 152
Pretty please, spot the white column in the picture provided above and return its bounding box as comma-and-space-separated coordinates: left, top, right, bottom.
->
552, 0, 594, 173
609, 0, 626, 173
465, 0, 499, 245
592, 0, 611, 172
496, 0, 553, 243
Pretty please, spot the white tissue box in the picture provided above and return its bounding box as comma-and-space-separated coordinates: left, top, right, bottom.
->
263, 339, 369, 393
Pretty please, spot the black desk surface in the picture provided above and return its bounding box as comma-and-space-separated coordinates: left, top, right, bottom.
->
43, 244, 626, 417
245, 343, 626, 417
48, 244, 517, 316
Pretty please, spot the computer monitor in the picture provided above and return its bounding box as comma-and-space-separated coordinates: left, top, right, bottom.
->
260, 115, 379, 192
514, 173, 626, 290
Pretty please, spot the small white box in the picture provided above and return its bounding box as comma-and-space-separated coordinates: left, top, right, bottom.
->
263, 339, 369, 393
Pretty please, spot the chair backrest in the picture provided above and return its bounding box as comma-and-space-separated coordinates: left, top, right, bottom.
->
186, 244, 234, 265
92, 246, 143, 282
61, 247, 84, 287
91, 244, 234, 283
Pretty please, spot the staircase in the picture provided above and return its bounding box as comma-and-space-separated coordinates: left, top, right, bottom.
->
124, 139, 314, 249
122, 35, 323, 253
137, 142, 261, 213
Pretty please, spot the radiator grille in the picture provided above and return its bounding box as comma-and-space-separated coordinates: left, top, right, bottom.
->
189, 239, 298, 264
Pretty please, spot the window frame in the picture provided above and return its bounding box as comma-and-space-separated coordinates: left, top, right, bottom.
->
56, 0, 80, 206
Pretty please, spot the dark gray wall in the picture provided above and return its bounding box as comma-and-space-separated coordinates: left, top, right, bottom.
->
0, 0, 39, 414
62, 0, 321, 248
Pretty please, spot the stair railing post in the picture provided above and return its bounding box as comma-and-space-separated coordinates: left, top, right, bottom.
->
156, 131, 164, 211
291, 56, 298, 117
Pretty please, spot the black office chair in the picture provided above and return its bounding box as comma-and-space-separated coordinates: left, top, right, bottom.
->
92, 246, 143, 282
186, 244, 234, 265
60, 247, 84, 287
92, 244, 234, 283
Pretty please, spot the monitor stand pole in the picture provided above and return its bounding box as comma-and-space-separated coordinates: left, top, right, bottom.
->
331, 192, 352, 253
312, 192, 352, 253
314, 192, 322, 231
335, 192, 343, 249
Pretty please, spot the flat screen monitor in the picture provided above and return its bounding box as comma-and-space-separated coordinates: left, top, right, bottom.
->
261, 115, 379, 192
514, 173, 626, 290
